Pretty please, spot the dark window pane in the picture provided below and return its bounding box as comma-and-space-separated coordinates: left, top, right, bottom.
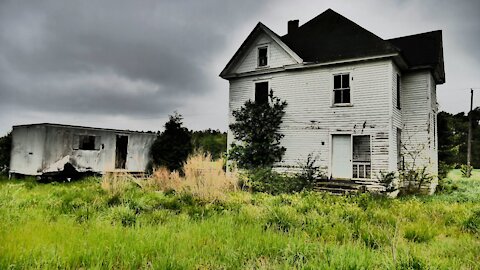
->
255, 82, 268, 104
334, 75, 341, 89
342, 74, 349, 88
79, 135, 95, 150
334, 90, 342, 104
258, 47, 268, 66
343, 89, 350, 103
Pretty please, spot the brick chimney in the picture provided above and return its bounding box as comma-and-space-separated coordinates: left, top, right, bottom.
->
288, 20, 299, 34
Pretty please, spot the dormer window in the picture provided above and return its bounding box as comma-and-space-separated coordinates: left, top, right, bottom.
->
258, 47, 268, 67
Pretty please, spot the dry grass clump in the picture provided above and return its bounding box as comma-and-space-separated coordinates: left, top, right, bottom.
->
101, 153, 238, 201
101, 172, 137, 195
149, 153, 238, 201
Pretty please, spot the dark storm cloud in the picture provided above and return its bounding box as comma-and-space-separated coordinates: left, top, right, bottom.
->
1, 0, 479, 135
0, 0, 266, 117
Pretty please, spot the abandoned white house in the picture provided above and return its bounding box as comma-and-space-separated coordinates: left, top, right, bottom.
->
220, 9, 444, 191
9, 123, 156, 177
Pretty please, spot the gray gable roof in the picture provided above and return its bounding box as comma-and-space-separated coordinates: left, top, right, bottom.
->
281, 9, 399, 63
221, 9, 445, 84
388, 30, 445, 83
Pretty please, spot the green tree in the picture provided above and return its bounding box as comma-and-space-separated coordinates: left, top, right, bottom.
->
437, 108, 480, 168
0, 131, 12, 173
191, 129, 227, 160
438, 111, 457, 165
229, 92, 287, 169
150, 113, 192, 172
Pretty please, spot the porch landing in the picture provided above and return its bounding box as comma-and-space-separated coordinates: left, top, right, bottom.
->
313, 179, 385, 195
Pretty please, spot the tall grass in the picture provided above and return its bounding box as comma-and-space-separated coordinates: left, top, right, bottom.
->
102, 153, 238, 201
0, 170, 479, 269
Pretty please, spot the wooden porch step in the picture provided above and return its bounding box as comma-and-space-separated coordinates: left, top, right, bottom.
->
313, 186, 358, 195
314, 179, 385, 194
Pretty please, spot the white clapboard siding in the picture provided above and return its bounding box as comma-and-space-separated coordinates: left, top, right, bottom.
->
229, 59, 393, 179
389, 63, 403, 171
401, 70, 437, 176
232, 34, 297, 74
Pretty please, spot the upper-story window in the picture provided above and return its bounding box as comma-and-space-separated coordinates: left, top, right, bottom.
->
258, 47, 268, 67
333, 73, 350, 104
255, 82, 269, 104
396, 74, 401, 109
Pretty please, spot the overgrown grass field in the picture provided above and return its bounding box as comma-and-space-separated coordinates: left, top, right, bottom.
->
0, 170, 479, 269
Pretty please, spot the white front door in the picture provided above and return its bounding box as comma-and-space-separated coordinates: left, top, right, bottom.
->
332, 135, 352, 179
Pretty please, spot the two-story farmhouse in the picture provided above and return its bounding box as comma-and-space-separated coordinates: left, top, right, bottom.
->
220, 9, 444, 192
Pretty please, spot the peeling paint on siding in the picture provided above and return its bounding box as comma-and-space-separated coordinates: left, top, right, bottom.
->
10, 124, 156, 176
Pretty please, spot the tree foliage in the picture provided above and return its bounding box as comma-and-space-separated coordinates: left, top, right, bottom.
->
438, 108, 480, 168
0, 132, 12, 173
150, 113, 192, 172
191, 129, 227, 160
229, 92, 287, 169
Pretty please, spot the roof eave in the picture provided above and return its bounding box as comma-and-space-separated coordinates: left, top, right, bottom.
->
219, 23, 302, 79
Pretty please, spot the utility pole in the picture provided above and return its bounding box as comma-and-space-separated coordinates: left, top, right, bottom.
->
467, 89, 473, 166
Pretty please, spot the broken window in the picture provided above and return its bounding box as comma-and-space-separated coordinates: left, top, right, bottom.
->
258, 47, 268, 67
115, 135, 128, 169
79, 135, 96, 150
333, 73, 350, 104
396, 74, 401, 109
352, 135, 371, 179
255, 82, 269, 105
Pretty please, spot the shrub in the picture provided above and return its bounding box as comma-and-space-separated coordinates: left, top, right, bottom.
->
377, 171, 397, 193
438, 161, 454, 180
436, 177, 459, 194
460, 164, 473, 178
150, 113, 192, 173
399, 167, 433, 195
243, 168, 300, 195
294, 154, 325, 191
228, 92, 287, 169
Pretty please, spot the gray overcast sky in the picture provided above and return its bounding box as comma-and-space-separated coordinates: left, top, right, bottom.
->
1, 0, 479, 135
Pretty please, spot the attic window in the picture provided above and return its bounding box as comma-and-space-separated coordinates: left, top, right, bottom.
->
255, 82, 269, 104
258, 47, 268, 67
333, 73, 350, 104
79, 135, 96, 150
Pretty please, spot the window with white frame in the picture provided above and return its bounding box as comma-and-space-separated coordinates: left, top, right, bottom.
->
257, 46, 268, 67
333, 73, 350, 104
352, 135, 371, 179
